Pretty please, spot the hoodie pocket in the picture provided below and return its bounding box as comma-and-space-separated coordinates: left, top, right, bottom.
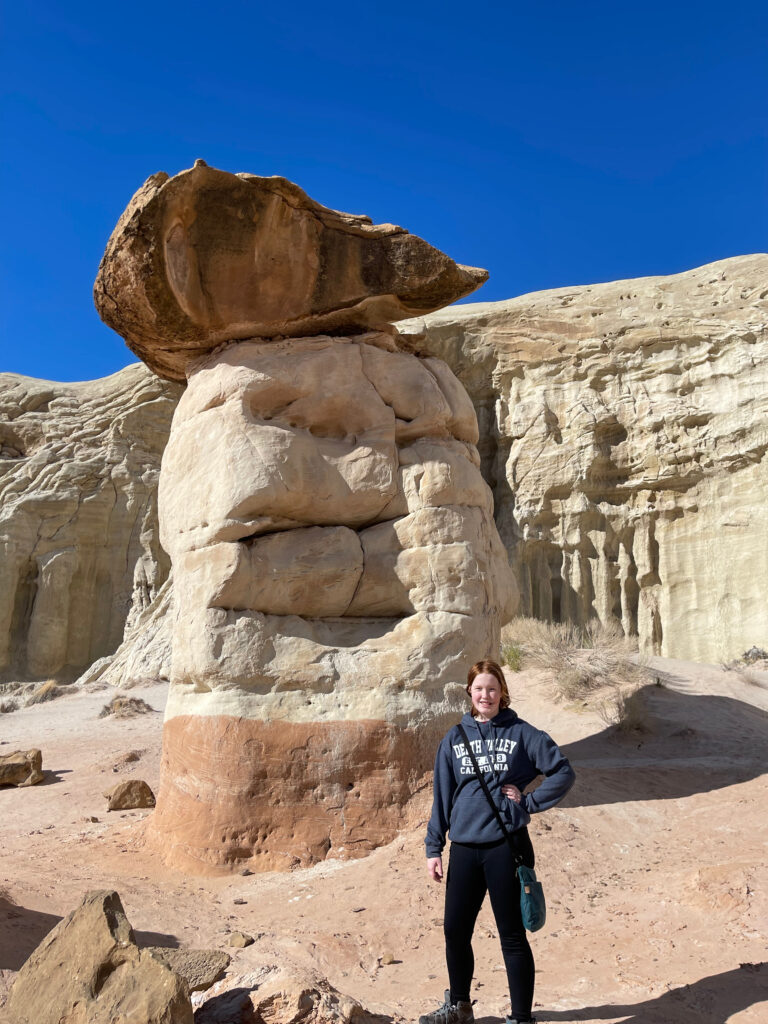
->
501, 795, 531, 832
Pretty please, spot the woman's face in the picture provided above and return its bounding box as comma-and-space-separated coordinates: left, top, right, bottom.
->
470, 672, 502, 720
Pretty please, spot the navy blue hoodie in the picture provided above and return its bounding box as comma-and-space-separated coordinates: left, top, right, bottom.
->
425, 708, 576, 857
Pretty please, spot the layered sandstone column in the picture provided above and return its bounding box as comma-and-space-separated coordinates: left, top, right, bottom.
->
95, 162, 516, 872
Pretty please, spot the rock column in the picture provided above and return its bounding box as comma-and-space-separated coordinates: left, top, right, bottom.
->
95, 163, 516, 871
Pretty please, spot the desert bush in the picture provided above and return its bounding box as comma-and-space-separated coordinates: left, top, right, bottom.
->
99, 695, 157, 719
0, 698, 19, 714
597, 684, 648, 733
501, 615, 645, 704
25, 679, 66, 706
500, 639, 523, 672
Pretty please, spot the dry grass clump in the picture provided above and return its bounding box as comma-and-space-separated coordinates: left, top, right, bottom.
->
597, 685, 648, 733
0, 698, 19, 714
501, 615, 650, 731
99, 695, 157, 719
25, 679, 67, 706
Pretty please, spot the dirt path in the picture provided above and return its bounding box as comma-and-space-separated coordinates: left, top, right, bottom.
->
2, 661, 767, 1022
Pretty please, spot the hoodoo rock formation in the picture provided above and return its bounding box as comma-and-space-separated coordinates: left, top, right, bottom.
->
400, 254, 768, 663
95, 163, 515, 871
0, 365, 181, 683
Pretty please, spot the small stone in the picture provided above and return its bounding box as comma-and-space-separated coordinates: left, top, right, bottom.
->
380, 952, 395, 965
103, 779, 155, 811
351, 907, 365, 913
240, 868, 253, 876
233, 898, 246, 905
228, 932, 254, 948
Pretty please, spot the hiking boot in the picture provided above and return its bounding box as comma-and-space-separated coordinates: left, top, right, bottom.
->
419, 991, 474, 1024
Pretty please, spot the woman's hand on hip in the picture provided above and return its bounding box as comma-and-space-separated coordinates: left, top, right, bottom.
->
427, 856, 443, 883
502, 784, 522, 803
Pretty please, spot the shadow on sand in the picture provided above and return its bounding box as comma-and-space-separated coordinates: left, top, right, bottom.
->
0, 896, 61, 970
557, 684, 768, 807
535, 961, 768, 1023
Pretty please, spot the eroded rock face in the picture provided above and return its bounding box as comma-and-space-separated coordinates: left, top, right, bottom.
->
149, 332, 516, 871
400, 254, 768, 663
6, 889, 193, 1024
0, 364, 181, 683
94, 162, 488, 382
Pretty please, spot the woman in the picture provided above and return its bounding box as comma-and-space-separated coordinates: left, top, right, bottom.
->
422, 659, 575, 1024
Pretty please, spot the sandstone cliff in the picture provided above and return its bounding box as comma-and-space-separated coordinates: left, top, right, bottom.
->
0, 364, 181, 683
400, 254, 768, 663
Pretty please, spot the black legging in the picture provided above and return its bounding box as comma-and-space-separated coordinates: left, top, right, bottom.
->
444, 835, 535, 1021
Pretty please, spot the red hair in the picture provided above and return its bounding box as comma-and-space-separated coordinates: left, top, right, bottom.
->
466, 659, 510, 717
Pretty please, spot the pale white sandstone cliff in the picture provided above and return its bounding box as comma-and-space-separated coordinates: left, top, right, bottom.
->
399, 254, 768, 664
0, 364, 181, 682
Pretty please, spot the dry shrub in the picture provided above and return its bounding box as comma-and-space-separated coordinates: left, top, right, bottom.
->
0, 698, 18, 714
502, 615, 650, 728
502, 616, 642, 696
597, 685, 648, 733
99, 695, 157, 719
25, 679, 66, 706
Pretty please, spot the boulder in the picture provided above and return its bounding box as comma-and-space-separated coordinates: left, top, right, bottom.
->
5, 889, 193, 1024
105, 778, 156, 810
399, 253, 768, 663
195, 966, 380, 1024
94, 162, 488, 382
0, 749, 43, 787
146, 947, 230, 992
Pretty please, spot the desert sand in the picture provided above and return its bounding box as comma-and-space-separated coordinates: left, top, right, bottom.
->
1, 660, 767, 1023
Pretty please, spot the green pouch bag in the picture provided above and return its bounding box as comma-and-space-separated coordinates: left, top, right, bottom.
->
517, 864, 546, 932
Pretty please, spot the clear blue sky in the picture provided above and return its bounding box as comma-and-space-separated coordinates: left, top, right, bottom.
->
2, 1, 767, 382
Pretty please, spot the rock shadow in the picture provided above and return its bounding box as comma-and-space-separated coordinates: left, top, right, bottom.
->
537, 961, 768, 1023
134, 929, 181, 948
0, 896, 61, 970
558, 684, 768, 806
38, 767, 72, 785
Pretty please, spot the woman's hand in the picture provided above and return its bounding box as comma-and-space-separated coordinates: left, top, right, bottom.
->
502, 783, 522, 804
427, 856, 443, 882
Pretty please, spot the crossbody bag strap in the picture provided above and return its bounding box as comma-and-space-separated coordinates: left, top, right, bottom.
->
457, 723, 524, 866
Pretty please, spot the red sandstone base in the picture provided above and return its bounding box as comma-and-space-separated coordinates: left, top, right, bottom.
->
147, 715, 438, 873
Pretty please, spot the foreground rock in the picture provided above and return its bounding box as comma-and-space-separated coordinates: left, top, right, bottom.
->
105, 778, 156, 810
401, 254, 768, 663
6, 889, 193, 1024
0, 749, 43, 787
0, 364, 180, 684
94, 161, 488, 382
147, 947, 230, 993
196, 966, 381, 1024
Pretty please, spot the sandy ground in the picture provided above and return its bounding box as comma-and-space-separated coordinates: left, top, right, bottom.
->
1, 659, 767, 1023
